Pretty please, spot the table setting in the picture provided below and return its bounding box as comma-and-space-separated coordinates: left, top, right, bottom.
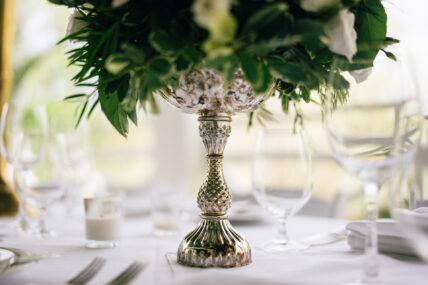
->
1, 0, 428, 284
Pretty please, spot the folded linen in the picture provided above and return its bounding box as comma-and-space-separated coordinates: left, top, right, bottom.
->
346, 219, 417, 257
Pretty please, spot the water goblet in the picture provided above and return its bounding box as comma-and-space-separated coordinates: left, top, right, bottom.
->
252, 128, 312, 252
324, 49, 422, 284
22, 133, 69, 238
0, 102, 48, 236
390, 137, 428, 262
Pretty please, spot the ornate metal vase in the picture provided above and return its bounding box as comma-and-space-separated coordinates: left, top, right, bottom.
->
160, 69, 271, 268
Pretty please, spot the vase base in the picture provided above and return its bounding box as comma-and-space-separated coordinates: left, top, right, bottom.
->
177, 215, 251, 268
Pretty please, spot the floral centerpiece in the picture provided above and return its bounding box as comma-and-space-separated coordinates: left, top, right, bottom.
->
50, 0, 395, 268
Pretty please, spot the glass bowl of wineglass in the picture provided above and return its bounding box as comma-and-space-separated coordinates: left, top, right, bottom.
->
0, 102, 48, 236
18, 133, 69, 238
390, 134, 428, 262
252, 128, 312, 252
324, 47, 422, 284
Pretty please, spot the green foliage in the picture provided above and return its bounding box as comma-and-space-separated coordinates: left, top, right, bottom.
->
50, 0, 395, 136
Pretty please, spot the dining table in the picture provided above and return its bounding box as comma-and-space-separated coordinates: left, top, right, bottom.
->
0, 196, 427, 285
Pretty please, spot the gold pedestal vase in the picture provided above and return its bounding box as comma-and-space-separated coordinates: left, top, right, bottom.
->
160, 69, 271, 268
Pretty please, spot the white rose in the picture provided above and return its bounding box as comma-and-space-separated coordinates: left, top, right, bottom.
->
66, 9, 88, 43
112, 0, 129, 8
300, 0, 339, 12
325, 9, 357, 62
350, 68, 372, 84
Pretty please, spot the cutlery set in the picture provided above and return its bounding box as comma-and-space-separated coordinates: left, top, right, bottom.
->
66, 257, 145, 285
0, 248, 144, 285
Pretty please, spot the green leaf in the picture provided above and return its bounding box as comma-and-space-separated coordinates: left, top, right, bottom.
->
280, 92, 290, 113
246, 36, 302, 55
122, 71, 141, 113
243, 3, 287, 34
238, 52, 272, 94
149, 30, 184, 55
149, 57, 172, 77
352, 0, 387, 66
105, 74, 130, 102
256, 63, 273, 94
294, 19, 327, 47
331, 72, 350, 90
238, 52, 262, 88
87, 98, 99, 119
300, 87, 311, 103
224, 57, 239, 84
64, 93, 86, 101
76, 99, 88, 128
180, 46, 201, 64
99, 85, 129, 137
148, 93, 160, 114
57, 29, 88, 45
384, 37, 399, 46
267, 58, 307, 84
127, 108, 138, 127
381, 49, 397, 61
142, 72, 163, 93
175, 56, 191, 72
121, 43, 148, 64
105, 54, 132, 75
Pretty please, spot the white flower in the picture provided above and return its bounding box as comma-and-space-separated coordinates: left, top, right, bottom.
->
66, 9, 88, 43
300, 0, 339, 12
350, 68, 372, 83
111, 0, 129, 8
325, 9, 357, 62
193, 0, 232, 28
193, 0, 237, 47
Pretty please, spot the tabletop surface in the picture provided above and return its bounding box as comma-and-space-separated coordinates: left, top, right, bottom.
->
0, 203, 427, 285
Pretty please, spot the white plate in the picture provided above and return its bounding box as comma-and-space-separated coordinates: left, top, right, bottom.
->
0, 248, 15, 274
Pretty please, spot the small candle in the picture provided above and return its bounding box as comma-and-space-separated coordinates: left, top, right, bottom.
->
85, 216, 121, 241
84, 196, 122, 248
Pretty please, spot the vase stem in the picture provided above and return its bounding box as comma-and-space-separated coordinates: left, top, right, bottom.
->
177, 112, 251, 268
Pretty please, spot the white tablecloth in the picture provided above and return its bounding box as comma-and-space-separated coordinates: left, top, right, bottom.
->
0, 208, 427, 285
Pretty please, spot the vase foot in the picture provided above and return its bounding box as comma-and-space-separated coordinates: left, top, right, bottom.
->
177, 215, 251, 267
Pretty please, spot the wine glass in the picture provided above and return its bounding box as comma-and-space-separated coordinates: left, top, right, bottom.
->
390, 127, 428, 262
22, 133, 69, 238
0, 102, 49, 236
324, 49, 422, 284
252, 128, 312, 251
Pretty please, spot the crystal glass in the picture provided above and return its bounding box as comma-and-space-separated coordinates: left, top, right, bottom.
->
390, 137, 428, 262
324, 49, 422, 284
22, 133, 68, 238
252, 128, 312, 251
0, 102, 48, 236
84, 196, 122, 248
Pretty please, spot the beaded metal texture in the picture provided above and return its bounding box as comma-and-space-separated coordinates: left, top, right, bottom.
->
160, 69, 271, 267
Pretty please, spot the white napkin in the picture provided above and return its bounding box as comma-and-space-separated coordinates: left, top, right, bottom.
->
346, 219, 417, 257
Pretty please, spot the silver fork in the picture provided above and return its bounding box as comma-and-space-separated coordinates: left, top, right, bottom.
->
66, 257, 106, 285
105, 261, 145, 285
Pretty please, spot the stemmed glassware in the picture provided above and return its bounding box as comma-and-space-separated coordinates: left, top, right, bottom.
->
390, 119, 428, 262
324, 49, 422, 284
21, 133, 69, 238
0, 102, 49, 236
252, 128, 312, 252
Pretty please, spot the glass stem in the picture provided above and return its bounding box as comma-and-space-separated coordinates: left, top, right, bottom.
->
12, 168, 30, 232
277, 217, 289, 243
363, 182, 380, 283
38, 204, 49, 236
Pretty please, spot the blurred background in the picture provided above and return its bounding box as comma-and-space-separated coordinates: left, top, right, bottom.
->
6, 0, 428, 220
